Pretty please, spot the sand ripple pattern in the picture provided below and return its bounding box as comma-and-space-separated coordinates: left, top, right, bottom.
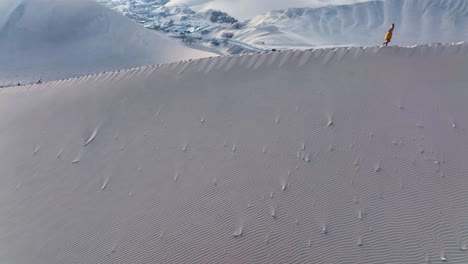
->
1, 43, 468, 263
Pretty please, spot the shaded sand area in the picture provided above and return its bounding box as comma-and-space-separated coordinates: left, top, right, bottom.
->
0, 0, 216, 85
1, 43, 468, 263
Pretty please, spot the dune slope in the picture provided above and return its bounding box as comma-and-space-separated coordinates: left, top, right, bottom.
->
0, 0, 216, 85
1, 43, 468, 263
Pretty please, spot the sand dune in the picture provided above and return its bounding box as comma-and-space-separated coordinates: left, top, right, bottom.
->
1, 43, 468, 263
0, 0, 215, 85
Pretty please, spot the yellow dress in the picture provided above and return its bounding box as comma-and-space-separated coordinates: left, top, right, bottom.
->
384, 32, 392, 41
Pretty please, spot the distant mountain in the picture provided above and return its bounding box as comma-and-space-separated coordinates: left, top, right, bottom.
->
100, 0, 468, 54
0, 0, 216, 86
229, 0, 468, 48
165, 0, 370, 20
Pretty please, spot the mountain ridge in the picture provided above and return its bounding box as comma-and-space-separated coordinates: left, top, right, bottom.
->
99, 0, 468, 53
230, 0, 468, 48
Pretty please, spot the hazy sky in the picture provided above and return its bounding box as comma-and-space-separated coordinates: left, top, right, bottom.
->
166, 0, 373, 20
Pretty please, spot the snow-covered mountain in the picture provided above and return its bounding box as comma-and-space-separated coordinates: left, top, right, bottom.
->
0, 0, 216, 86
165, 0, 370, 20
97, 0, 268, 55
2, 43, 468, 263
232, 0, 468, 48
100, 0, 468, 53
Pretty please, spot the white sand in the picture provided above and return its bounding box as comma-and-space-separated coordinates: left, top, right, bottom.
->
1, 43, 468, 263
